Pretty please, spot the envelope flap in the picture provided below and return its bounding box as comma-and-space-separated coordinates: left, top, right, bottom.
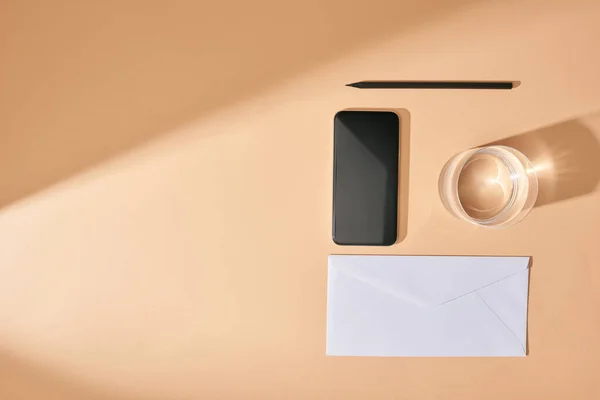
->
329, 255, 530, 307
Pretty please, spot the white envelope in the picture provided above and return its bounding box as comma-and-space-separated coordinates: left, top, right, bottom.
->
327, 255, 530, 357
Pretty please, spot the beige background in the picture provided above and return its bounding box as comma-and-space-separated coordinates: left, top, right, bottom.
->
2, 0, 600, 398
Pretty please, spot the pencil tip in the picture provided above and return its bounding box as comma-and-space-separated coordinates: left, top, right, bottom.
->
346, 82, 359, 88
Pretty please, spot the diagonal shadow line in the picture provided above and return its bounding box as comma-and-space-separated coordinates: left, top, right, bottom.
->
0, 0, 482, 210
0, 350, 157, 400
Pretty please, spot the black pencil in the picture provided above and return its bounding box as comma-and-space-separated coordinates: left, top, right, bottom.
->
346, 81, 519, 90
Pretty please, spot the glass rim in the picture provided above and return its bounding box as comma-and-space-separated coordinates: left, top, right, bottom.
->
449, 145, 536, 227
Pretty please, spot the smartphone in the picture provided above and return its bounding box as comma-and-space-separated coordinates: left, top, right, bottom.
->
332, 110, 400, 246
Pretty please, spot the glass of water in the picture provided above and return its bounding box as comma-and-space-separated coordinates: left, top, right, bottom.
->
439, 145, 538, 227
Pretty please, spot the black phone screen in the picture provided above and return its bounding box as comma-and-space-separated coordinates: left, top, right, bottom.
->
332, 110, 400, 246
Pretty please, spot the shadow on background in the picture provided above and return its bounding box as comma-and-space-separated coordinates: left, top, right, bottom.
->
0, 0, 476, 210
0, 351, 151, 400
526, 257, 533, 355
488, 116, 600, 208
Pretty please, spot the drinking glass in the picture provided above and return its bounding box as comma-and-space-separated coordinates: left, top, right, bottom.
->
438, 145, 538, 227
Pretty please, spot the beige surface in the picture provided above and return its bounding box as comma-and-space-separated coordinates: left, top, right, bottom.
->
1, 0, 600, 398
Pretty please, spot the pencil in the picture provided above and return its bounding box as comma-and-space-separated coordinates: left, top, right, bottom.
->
346, 81, 519, 90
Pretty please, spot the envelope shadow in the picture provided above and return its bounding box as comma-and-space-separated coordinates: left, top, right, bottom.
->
526, 257, 533, 355
486, 115, 600, 208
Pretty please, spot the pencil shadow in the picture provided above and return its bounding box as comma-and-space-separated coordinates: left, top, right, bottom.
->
0, 350, 151, 400
0, 0, 477, 210
486, 115, 600, 208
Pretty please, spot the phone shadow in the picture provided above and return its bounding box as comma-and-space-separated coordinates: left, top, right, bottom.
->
395, 109, 411, 244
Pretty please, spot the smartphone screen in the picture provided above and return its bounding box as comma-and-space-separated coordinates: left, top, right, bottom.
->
332, 110, 400, 246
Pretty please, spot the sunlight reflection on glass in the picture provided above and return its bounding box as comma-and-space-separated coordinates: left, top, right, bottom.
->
439, 146, 538, 228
